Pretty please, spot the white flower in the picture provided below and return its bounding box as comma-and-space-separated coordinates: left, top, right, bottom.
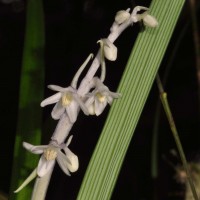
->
23, 136, 78, 177
85, 78, 121, 116
41, 85, 89, 123
101, 39, 117, 61
115, 10, 130, 24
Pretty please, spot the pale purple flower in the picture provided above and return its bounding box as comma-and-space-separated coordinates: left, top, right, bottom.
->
23, 136, 79, 177
85, 78, 121, 116
41, 86, 89, 123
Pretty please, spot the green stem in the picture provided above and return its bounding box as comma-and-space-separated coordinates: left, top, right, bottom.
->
151, 19, 188, 180
156, 74, 199, 200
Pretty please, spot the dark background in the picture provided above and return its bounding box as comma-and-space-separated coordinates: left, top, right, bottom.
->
0, 0, 200, 199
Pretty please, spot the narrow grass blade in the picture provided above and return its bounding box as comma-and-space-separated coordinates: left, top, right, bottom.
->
9, 0, 45, 199
77, 0, 185, 199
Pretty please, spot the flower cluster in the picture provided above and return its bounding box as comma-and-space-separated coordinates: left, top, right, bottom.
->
15, 5, 158, 194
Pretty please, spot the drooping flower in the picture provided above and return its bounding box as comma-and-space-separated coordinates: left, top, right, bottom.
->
41, 86, 89, 123
23, 136, 78, 177
115, 10, 130, 24
85, 78, 121, 116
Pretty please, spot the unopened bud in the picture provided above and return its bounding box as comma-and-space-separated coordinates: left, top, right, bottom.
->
103, 39, 117, 61
143, 14, 158, 28
115, 10, 130, 24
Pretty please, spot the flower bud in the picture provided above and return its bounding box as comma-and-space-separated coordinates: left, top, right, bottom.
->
115, 10, 130, 24
103, 39, 117, 61
143, 14, 158, 28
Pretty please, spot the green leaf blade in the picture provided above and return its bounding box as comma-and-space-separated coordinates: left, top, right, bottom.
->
77, 0, 185, 199
9, 0, 45, 199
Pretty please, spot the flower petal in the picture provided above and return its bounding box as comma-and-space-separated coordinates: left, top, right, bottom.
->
66, 101, 78, 123
40, 92, 62, 107
63, 148, 79, 172
87, 104, 95, 115
94, 99, 107, 116
23, 142, 47, 154
14, 168, 37, 193
48, 85, 67, 92
51, 101, 65, 120
37, 155, 55, 177
56, 151, 71, 176
73, 94, 89, 115
108, 91, 121, 99
106, 96, 113, 105
66, 135, 73, 147
85, 96, 95, 107
85, 92, 94, 97
85, 96, 95, 115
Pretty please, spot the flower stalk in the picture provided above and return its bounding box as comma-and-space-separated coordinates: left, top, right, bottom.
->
156, 74, 199, 200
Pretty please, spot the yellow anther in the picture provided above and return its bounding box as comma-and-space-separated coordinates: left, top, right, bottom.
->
44, 148, 57, 161
62, 93, 73, 106
96, 92, 106, 103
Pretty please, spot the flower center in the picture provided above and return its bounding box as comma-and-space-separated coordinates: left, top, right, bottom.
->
62, 93, 73, 106
96, 92, 106, 103
44, 148, 57, 161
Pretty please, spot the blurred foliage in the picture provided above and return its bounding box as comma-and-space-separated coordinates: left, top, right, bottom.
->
8, 0, 45, 199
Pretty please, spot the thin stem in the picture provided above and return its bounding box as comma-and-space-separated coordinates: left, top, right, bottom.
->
151, 24, 188, 199
156, 74, 199, 200
156, 75, 164, 93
